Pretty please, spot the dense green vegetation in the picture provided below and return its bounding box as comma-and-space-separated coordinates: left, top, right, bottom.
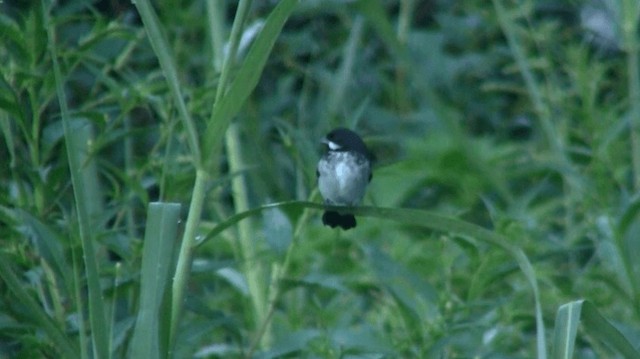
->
1, 0, 640, 358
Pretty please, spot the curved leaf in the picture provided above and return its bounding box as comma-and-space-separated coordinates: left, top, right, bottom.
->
200, 201, 546, 358
552, 300, 640, 359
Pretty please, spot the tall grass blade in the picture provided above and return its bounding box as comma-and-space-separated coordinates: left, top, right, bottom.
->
552, 300, 640, 358
202, 0, 299, 164
130, 202, 181, 359
45, 1, 109, 357
133, 0, 201, 165
552, 301, 582, 359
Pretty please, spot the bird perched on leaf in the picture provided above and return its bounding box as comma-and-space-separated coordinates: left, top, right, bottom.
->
317, 128, 372, 230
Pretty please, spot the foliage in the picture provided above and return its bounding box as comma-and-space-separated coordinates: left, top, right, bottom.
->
1, 0, 639, 358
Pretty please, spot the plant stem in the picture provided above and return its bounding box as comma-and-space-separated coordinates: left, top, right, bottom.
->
623, 0, 640, 191
492, 0, 563, 159
225, 122, 269, 344
245, 195, 318, 357
169, 169, 209, 346
134, 0, 201, 165
215, 0, 253, 104
46, 1, 109, 357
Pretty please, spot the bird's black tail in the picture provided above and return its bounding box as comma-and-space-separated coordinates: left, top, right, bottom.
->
322, 211, 356, 230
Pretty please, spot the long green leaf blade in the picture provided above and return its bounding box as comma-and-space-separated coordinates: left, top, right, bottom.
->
134, 0, 201, 164
552, 300, 583, 359
582, 301, 640, 357
131, 202, 181, 359
552, 300, 640, 358
202, 0, 299, 164
45, 2, 109, 358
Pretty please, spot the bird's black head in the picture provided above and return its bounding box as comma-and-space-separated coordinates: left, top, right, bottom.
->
323, 128, 369, 156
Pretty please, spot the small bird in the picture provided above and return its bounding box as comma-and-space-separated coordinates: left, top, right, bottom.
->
317, 128, 372, 230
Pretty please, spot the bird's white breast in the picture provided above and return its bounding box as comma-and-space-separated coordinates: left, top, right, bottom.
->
318, 151, 370, 206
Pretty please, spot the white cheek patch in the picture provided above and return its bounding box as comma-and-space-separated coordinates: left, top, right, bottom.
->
328, 141, 341, 150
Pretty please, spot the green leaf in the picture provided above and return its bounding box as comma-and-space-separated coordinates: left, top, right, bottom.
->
19, 210, 73, 296
200, 201, 547, 358
354, 0, 406, 61
0, 252, 79, 359
130, 202, 182, 359
47, 4, 110, 357
330, 326, 394, 355
202, 0, 299, 166
365, 245, 438, 324
552, 300, 640, 359
552, 300, 582, 359
134, 0, 201, 164
260, 329, 320, 358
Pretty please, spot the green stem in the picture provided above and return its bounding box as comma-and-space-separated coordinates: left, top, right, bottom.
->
215, 0, 253, 103
169, 169, 209, 346
225, 123, 268, 343
327, 16, 363, 119
207, 0, 227, 72
621, 0, 640, 315
629, 49, 640, 191
72, 248, 89, 359
134, 0, 202, 165
394, 0, 414, 112
492, 0, 563, 159
45, 1, 109, 357
625, 22, 640, 191
245, 199, 316, 358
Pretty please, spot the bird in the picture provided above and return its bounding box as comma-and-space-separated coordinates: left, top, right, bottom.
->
317, 128, 372, 230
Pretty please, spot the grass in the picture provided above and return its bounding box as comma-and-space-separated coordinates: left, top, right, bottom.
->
1, 0, 640, 358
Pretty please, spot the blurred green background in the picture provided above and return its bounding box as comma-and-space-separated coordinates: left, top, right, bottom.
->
1, 0, 640, 358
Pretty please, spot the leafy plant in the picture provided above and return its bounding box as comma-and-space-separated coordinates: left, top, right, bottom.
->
1, 0, 639, 358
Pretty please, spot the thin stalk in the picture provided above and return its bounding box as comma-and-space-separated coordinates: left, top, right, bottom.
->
207, 0, 228, 73
108, 263, 121, 359
626, 51, 640, 313
327, 16, 363, 119
123, 110, 136, 241
629, 48, 640, 191
492, 0, 564, 159
621, 0, 640, 313
214, 0, 253, 103
397, 0, 414, 43
134, 0, 201, 165
225, 123, 268, 342
394, 0, 414, 112
132, 0, 210, 350
202, 0, 298, 165
624, 0, 640, 191
205, 0, 229, 218
244, 198, 317, 358
41, 259, 65, 326
169, 169, 209, 345
45, 1, 109, 357
72, 247, 89, 359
